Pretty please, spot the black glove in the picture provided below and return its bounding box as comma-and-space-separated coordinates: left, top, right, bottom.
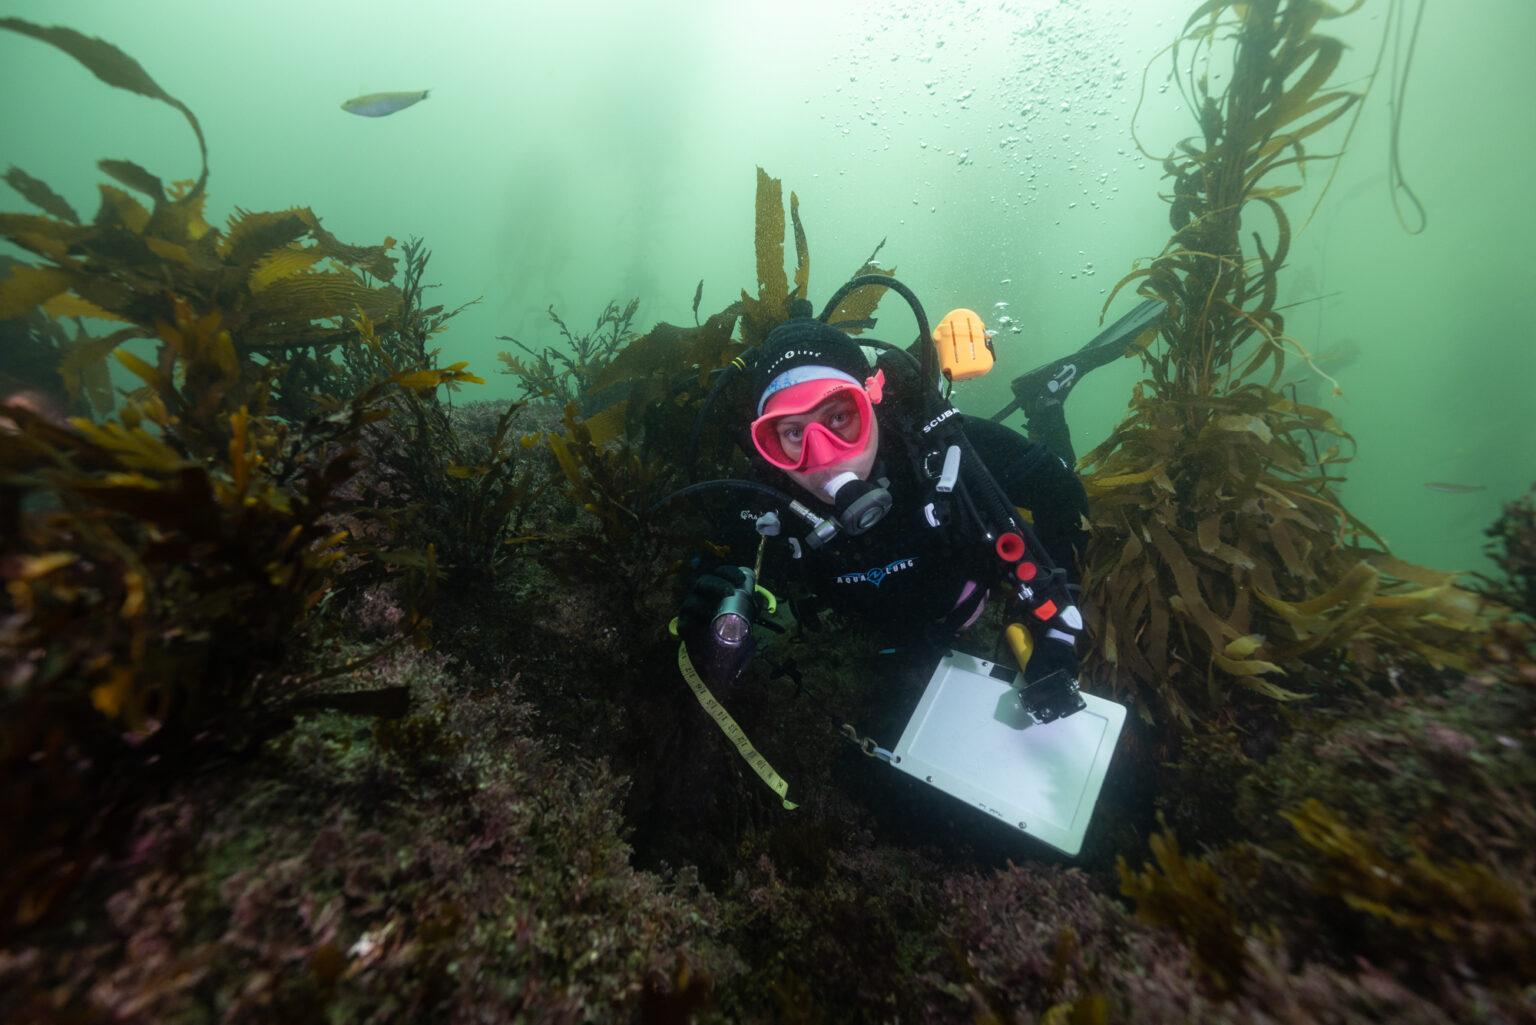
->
1023, 634, 1078, 684
677, 565, 761, 687
679, 565, 755, 630
1019, 632, 1084, 724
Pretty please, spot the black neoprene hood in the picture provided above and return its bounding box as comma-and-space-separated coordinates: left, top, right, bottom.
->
750, 318, 873, 408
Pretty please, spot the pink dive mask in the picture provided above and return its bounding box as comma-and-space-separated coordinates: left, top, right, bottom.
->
750, 367, 884, 472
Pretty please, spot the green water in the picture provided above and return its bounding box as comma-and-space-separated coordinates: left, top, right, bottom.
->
3, 0, 1532, 574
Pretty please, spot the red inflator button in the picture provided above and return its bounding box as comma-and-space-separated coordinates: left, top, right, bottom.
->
1033, 598, 1058, 620
995, 532, 1025, 562
1015, 561, 1038, 582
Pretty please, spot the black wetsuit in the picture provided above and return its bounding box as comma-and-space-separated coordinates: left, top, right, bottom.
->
725, 411, 1088, 662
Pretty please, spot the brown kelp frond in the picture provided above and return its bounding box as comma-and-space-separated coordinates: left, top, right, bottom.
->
0, 34, 491, 933
790, 191, 810, 300
1117, 827, 1253, 995
0, 358, 442, 935
1283, 799, 1536, 984
507, 399, 706, 600
0, 168, 402, 419
0, 17, 208, 196
501, 307, 746, 597
1, 31, 400, 426
1079, 0, 1477, 726
737, 167, 894, 346
576, 308, 743, 450
543, 402, 668, 548
737, 166, 791, 347
824, 236, 895, 337
295, 237, 474, 416
3, 165, 78, 223
0, 275, 111, 418
0, 234, 485, 935
752, 167, 789, 321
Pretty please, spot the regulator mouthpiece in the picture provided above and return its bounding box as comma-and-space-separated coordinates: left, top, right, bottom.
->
824, 472, 892, 536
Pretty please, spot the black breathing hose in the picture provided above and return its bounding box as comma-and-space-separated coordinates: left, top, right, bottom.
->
817, 274, 936, 400
650, 477, 799, 516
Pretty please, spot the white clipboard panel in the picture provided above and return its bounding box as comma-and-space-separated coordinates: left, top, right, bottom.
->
889, 651, 1125, 856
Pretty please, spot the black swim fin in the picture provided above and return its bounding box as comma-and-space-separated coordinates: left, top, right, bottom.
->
991, 298, 1165, 424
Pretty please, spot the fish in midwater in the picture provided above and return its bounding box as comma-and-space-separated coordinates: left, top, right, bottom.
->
341, 90, 430, 118
1423, 482, 1486, 494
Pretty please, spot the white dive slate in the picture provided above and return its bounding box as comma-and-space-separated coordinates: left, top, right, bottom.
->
890, 650, 1125, 856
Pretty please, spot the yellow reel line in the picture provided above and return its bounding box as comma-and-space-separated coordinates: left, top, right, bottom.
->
669, 611, 796, 810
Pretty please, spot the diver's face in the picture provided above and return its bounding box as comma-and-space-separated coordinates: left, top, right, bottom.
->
771, 393, 862, 462
778, 395, 880, 499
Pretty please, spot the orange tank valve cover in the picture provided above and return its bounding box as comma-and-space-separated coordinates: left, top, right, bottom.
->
932, 308, 995, 382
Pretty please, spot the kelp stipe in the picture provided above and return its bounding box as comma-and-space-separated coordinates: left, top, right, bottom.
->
1078, 0, 1481, 726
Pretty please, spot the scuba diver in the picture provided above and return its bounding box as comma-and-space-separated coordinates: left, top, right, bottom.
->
669, 275, 1163, 727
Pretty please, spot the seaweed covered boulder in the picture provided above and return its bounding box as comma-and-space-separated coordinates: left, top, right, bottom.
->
0, 647, 740, 1023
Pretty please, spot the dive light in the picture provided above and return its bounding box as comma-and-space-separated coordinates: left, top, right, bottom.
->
710, 569, 758, 646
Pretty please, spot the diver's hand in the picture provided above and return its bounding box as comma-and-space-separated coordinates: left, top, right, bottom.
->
677, 565, 760, 687
1023, 636, 1079, 685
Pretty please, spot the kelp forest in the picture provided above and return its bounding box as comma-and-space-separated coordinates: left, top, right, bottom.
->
2, 2, 1533, 1023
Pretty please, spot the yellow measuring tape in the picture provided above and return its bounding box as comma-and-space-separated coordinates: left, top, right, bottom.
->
675, 641, 798, 810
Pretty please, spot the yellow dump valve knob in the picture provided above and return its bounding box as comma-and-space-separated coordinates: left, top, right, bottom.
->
1005, 622, 1034, 675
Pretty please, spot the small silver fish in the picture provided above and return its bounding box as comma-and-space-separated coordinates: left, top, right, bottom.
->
1423, 482, 1486, 494
341, 90, 430, 118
